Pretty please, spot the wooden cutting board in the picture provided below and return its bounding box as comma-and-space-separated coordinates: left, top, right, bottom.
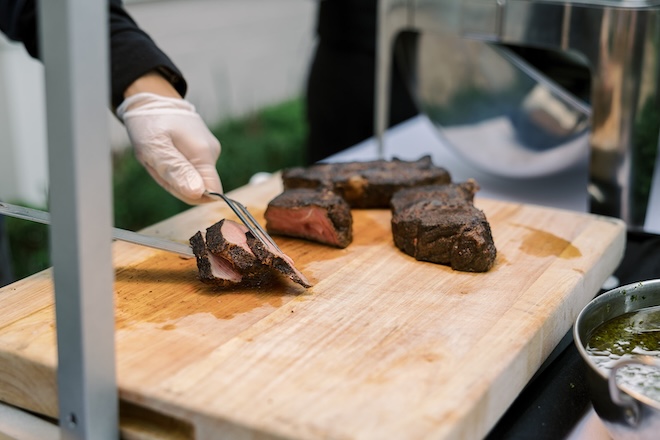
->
0, 175, 625, 439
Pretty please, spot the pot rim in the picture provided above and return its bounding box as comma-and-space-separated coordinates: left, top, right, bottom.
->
574, 279, 660, 410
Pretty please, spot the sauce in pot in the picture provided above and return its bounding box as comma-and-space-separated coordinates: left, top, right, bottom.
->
586, 305, 660, 402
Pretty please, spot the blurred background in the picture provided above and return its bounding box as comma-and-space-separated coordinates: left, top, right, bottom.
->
0, 0, 318, 279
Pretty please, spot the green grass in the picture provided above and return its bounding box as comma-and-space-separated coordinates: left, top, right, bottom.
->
5, 97, 307, 281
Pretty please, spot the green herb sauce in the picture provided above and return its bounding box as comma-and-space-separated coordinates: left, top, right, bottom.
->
586, 305, 660, 402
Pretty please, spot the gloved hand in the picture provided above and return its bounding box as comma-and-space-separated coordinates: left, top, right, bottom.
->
116, 92, 223, 205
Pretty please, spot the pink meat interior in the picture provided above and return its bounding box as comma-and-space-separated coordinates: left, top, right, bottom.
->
267, 206, 339, 246
220, 219, 254, 255
208, 253, 242, 282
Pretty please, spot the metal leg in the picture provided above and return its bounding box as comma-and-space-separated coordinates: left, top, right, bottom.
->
0, 214, 14, 288
375, 0, 413, 158
375, 0, 393, 158
38, 0, 118, 438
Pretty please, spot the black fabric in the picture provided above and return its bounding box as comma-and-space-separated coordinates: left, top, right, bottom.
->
316, 0, 378, 52
0, 0, 187, 109
612, 231, 660, 284
0, 0, 36, 53
487, 230, 660, 439
107, 0, 186, 109
305, 0, 419, 164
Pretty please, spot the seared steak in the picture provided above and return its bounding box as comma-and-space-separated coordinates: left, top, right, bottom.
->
282, 156, 451, 208
189, 230, 245, 287
246, 232, 312, 288
390, 181, 496, 272
190, 219, 311, 288
265, 188, 353, 248
205, 219, 270, 279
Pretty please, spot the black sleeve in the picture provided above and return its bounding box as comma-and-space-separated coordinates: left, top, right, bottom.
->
0, 0, 38, 56
0, 0, 188, 110
108, 0, 186, 109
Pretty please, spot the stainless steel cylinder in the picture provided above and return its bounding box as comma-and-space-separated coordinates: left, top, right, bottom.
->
376, 0, 660, 231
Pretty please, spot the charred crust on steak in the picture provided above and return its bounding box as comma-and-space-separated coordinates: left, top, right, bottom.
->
190, 230, 246, 287
190, 219, 310, 288
246, 232, 312, 288
264, 188, 353, 248
390, 179, 478, 212
204, 219, 269, 278
390, 181, 497, 272
282, 156, 451, 208
190, 231, 218, 283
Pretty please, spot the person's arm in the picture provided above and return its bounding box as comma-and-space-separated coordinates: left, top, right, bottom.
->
109, 4, 222, 204
116, 85, 224, 204
1, 0, 223, 204
123, 70, 182, 100
0, 0, 187, 110
0, 0, 38, 55
112, 5, 223, 204
108, 0, 186, 109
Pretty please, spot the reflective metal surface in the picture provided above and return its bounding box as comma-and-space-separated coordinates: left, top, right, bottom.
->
376, 0, 660, 230
408, 36, 591, 177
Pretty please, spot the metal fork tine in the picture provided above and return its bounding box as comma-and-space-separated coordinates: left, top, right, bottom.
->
205, 191, 282, 253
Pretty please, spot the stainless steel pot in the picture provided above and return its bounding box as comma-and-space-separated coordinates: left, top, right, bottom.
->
376, 0, 660, 230
574, 280, 660, 440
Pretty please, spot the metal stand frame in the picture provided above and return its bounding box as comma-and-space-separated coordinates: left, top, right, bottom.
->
38, 0, 118, 438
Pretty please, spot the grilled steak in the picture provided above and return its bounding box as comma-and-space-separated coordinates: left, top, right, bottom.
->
190, 219, 311, 288
282, 156, 451, 208
390, 181, 496, 272
246, 232, 312, 288
189, 230, 245, 287
205, 219, 270, 279
265, 188, 353, 248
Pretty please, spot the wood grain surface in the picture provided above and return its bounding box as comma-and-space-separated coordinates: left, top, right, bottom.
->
0, 175, 626, 439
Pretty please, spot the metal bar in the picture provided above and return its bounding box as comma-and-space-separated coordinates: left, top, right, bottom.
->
374, 0, 414, 159
0, 202, 194, 258
111, 228, 194, 258
375, 0, 390, 159
0, 202, 50, 225
38, 0, 118, 438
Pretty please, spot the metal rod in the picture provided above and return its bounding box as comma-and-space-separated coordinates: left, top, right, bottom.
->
0, 202, 194, 258
374, 0, 389, 160
38, 0, 118, 438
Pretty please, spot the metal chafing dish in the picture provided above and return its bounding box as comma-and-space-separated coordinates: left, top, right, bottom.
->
375, 0, 660, 231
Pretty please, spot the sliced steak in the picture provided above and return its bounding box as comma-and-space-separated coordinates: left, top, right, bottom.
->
246, 232, 312, 288
264, 188, 353, 248
282, 156, 451, 208
190, 219, 312, 288
205, 219, 269, 279
189, 230, 243, 287
390, 181, 497, 272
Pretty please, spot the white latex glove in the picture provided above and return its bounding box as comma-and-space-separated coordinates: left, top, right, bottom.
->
116, 92, 223, 205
